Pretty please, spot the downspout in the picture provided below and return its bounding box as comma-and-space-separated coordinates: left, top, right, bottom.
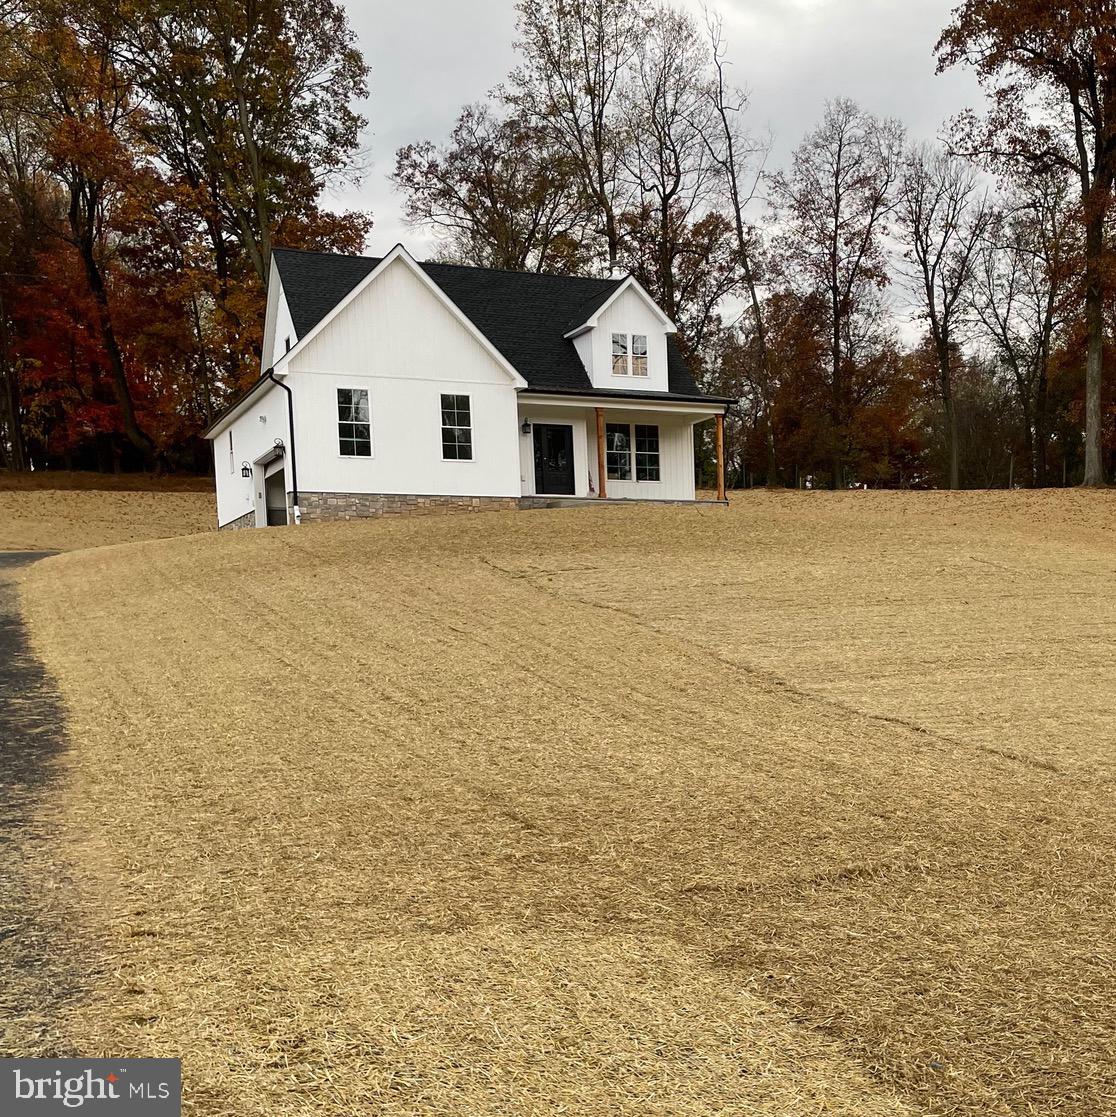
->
264, 367, 300, 524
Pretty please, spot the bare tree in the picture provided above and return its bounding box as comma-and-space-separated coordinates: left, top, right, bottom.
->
971, 173, 1073, 486
771, 98, 904, 488
618, 5, 722, 317
509, 0, 644, 271
703, 12, 776, 481
897, 144, 992, 489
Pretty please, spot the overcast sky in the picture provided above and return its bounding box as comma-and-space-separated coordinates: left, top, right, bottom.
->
334, 0, 985, 259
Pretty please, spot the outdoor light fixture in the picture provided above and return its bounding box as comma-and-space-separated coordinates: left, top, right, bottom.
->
240, 462, 251, 478
521, 418, 531, 435
273, 437, 286, 455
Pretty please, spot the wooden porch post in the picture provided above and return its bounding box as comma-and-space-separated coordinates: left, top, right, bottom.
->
715, 413, 726, 502
595, 407, 607, 498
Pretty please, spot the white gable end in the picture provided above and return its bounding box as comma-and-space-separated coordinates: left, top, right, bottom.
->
581, 285, 671, 393
279, 253, 522, 502
286, 254, 515, 385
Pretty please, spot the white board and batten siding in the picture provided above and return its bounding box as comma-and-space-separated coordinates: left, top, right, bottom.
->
212, 385, 292, 527
578, 285, 670, 393
283, 256, 522, 500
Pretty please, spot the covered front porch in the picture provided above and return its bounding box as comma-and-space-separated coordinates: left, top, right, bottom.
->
516, 393, 726, 503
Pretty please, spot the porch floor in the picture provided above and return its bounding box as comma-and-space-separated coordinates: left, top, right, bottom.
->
519, 496, 728, 509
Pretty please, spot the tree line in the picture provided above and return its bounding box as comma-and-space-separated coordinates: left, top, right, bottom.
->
396, 0, 1115, 489
1, 0, 1113, 487
0, 0, 369, 471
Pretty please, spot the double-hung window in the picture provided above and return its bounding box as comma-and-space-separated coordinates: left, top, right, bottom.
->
605, 423, 632, 480
634, 424, 660, 481
605, 422, 660, 482
611, 332, 629, 375
337, 387, 372, 457
631, 334, 648, 376
605, 423, 633, 480
441, 394, 473, 460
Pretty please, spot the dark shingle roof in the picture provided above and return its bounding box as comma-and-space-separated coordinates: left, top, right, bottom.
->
272, 247, 711, 399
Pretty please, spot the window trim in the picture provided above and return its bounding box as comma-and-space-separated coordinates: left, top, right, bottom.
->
336, 385, 373, 459
604, 421, 661, 483
440, 392, 474, 462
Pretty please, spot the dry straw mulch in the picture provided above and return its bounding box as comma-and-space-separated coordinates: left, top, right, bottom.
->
0, 471, 213, 492
0, 490, 214, 551
12, 490, 1116, 1115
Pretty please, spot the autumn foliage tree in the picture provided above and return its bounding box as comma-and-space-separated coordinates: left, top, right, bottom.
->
938, 1, 1116, 485
770, 98, 904, 488
0, 0, 371, 471
394, 105, 591, 273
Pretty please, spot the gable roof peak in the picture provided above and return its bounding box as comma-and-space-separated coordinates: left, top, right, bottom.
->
270, 244, 700, 397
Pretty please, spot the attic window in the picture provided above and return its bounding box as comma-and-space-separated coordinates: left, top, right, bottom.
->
611, 333, 629, 375
632, 334, 648, 376
285, 336, 292, 353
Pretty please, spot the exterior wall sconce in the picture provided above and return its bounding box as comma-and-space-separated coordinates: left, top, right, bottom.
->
273, 438, 286, 455
520, 418, 531, 435
240, 462, 251, 478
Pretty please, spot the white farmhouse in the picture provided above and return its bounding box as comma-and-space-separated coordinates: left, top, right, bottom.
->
204, 244, 729, 528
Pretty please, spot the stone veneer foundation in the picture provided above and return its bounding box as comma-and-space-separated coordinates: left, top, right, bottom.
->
219, 510, 257, 531
297, 491, 520, 523
218, 491, 725, 529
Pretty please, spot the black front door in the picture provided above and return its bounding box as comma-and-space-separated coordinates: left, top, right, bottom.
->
533, 424, 575, 495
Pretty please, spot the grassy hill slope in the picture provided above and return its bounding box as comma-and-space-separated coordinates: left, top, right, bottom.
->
14, 491, 1116, 1115
0, 489, 214, 551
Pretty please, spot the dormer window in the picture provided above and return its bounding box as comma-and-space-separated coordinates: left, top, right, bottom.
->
632, 334, 648, 376
611, 333, 629, 375
611, 333, 648, 377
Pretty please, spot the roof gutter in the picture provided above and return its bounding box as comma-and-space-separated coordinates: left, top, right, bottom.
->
264, 367, 300, 525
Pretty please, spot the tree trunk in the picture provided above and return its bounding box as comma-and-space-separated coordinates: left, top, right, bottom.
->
0, 286, 27, 471
1035, 368, 1049, 487
1082, 210, 1106, 486
1020, 395, 1036, 487
831, 293, 842, 490
72, 192, 153, 463
935, 337, 959, 491
658, 204, 675, 318
738, 247, 778, 486
945, 390, 960, 490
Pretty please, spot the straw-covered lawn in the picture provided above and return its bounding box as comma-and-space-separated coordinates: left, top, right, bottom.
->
14, 491, 1116, 1115
0, 489, 214, 551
